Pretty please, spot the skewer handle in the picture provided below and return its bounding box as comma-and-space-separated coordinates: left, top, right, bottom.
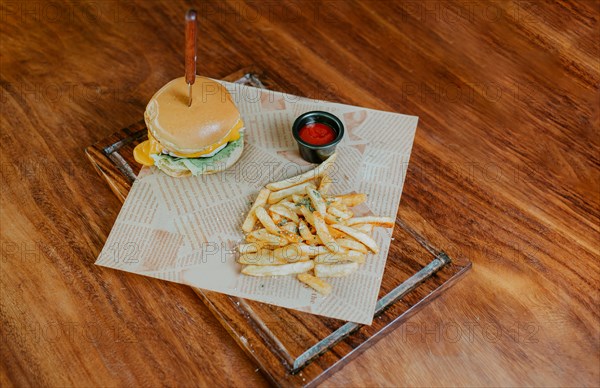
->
185, 10, 197, 86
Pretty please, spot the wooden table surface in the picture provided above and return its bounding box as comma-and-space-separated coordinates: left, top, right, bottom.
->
1, 0, 598, 386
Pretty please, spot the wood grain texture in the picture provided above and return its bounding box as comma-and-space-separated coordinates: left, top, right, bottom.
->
1, 0, 598, 386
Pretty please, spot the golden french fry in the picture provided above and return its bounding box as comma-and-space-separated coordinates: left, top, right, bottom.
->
313, 212, 344, 253
331, 224, 379, 253
272, 244, 312, 262
298, 219, 318, 245
266, 153, 337, 191
329, 201, 347, 211
270, 212, 283, 224
327, 224, 347, 238
352, 223, 374, 234
238, 251, 288, 265
335, 193, 367, 207
325, 196, 341, 205
270, 204, 299, 223
238, 242, 266, 254
327, 206, 352, 220
280, 229, 302, 243
255, 206, 281, 235
242, 261, 314, 276
246, 229, 288, 246
278, 199, 294, 207
314, 250, 366, 264
318, 174, 333, 195
280, 200, 303, 215
307, 187, 327, 214
242, 188, 271, 233
298, 220, 308, 235
292, 194, 306, 203
292, 243, 316, 256
346, 216, 395, 228
297, 273, 332, 295
300, 206, 316, 226
314, 262, 359, 278
324, 213, 342, 225
281, 221, 298, 234
335, 238, 368, 253
306, 245, 328, 256
268, 182, 316, 204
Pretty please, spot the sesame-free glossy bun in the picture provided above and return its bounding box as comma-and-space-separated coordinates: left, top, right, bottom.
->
144, 76, 241, 155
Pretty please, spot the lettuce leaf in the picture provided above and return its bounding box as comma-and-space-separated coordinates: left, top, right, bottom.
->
151, 132, 243, 176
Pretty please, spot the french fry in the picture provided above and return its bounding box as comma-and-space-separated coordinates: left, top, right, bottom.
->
314, 250, 366, 264
279, 254, 310, 264
324, 213, 342, 225
335, 238, 368, 253
318, 174, 333, 194
335, 193, 367, 207
239, 242, 267, 254
246, 229, 288, 246
329, 201, 347, 211
306, 245, 329, 256
242, 188, 270, 233
346, 216, 395, 228
327, 224, 347, 239
297, 273, 332, 295
270, 212, 283, 224
238, 251, 288, 265
242, 261, 314, 276
292, 194, 305, 203
331, 224, 379, 253
297, 219, 309, 237
325, 196, 341, 205
352, 223, 373, 234
307, 187, 327, 214
255, 206, 281, 234
298, 219, 318, 245
300, 206, 316, 226
272, 243, 312, 262
269, 204, 299, 223
268, 182, 316, 204
278, 199, 295, 207
280, 200, 303, 215
327, 206, 352, 220
313, 212, 344, 253
266, 153, 337, 191
281, 222, 298, 234
314, 262, 359, 278
281, 230, 303, 243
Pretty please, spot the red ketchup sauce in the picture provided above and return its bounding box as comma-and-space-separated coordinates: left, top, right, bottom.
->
298, 122, 336, 145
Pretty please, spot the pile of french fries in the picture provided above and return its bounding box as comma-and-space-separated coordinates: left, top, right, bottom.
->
239, 154, 394, 295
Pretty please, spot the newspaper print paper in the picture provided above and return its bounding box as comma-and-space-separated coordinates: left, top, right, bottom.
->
96, 81, 418, 324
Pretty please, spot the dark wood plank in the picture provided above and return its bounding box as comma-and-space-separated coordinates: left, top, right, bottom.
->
1, 0, 598, 386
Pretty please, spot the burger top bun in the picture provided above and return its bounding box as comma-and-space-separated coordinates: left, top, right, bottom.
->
144, 76, 241, 155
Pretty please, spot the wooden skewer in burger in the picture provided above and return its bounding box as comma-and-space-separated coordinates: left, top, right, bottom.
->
133, 9, 245, 177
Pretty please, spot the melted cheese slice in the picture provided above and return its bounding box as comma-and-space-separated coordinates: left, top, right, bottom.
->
134, 119, 243, 166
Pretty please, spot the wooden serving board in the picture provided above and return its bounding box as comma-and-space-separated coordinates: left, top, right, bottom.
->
86, 68, 471, 387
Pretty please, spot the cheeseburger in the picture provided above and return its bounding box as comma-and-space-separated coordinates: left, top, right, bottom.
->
133, 76, 245, 177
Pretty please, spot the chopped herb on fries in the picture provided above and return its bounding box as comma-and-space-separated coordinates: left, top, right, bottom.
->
238, 153, 394, 295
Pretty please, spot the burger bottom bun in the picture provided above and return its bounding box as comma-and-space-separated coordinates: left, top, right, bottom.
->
155, 139, 244, 178
156, 164, 193, 178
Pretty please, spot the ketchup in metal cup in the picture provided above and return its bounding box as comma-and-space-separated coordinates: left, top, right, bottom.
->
298, 122, 337, 145
292, 111, 344, 163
